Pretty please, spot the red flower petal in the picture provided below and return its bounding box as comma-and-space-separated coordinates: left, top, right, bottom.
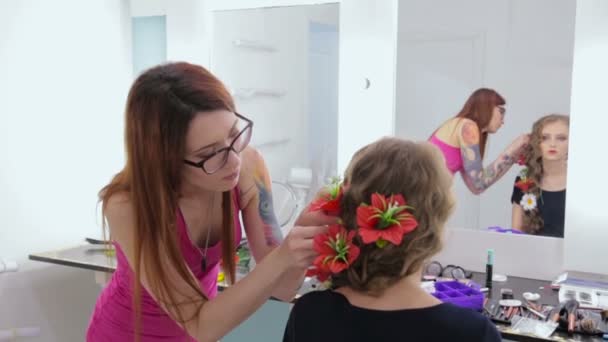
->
370, 193, 387, 211
312, 234, 334, 255
328, 259, 348, 273
380, 225, 405, 245
308, 189, 343, 216
307, 224, 360, 282
308, 198, 326, 212
358, 226, 383, 244
388, 194, 406, 207
327, 224, 343, 237
347, 244, 360, 264
356, 205, 379, 229
399, 217, 419, 234
517, 154, 527, 166
380, 225, 404, 245
515, 179, 534, 192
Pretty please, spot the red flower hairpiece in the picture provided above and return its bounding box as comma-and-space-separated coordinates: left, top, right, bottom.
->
515, 178, 534, 192
308, 179, 343, 216
357, 193, 418, 248
515, 168, 535, 192
306, 184, 418, 283
306, 225, 360, 282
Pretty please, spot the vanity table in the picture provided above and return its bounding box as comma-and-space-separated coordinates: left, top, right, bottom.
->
29, 244, 605, 341
470, 273, 605, 342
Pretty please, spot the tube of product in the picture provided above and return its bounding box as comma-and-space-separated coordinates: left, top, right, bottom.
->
486, 249, 494, 289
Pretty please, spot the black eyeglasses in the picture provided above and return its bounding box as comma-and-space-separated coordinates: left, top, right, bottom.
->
423, 261, 472, 280
183, 113, 253, 174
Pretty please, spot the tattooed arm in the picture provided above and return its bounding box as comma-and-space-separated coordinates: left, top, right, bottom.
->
458, 119, 528, 194
239, 147, 304, 301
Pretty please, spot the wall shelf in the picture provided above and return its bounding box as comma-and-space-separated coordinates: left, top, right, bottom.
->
232, 88, 286, 99
252, 138, 291, 149
232, 39, 277, 52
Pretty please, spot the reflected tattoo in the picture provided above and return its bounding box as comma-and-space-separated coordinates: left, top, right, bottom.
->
256, 180, 283, 246
461, 121, 515, 192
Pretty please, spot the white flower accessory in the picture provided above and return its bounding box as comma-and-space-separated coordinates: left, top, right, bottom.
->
520, 193, 537, 211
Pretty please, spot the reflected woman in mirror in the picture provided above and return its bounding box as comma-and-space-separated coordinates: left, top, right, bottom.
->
429, 88, 530, 194
511, 114, 569, 238
283, 138, 500, 342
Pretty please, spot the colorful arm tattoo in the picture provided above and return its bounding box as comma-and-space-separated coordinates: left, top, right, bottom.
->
460, 121, 515, 193
255, 179, 283, 246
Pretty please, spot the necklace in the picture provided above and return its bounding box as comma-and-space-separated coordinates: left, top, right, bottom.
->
200, 194, 216, 273
200, 214, 212, 273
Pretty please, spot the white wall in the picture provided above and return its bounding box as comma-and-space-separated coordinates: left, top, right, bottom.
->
563, 0, 608, 275
394, 0, 575, 231
0, 0, 131, 264
337, 0, 399, 173
0, 0, 131, 340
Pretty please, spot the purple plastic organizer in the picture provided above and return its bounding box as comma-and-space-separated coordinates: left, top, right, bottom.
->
486, 226, 525, 234
432, 281, 484, 311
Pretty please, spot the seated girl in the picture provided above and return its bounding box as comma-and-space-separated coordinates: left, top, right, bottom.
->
283, 137, 500, 342
511, 114, 569, 238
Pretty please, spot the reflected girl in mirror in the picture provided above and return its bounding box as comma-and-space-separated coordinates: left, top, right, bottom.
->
429, 88, 530, 194
511, 114, 569, 238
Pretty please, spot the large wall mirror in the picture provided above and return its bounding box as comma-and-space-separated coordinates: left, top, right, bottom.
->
209, 0, 576, 242
395, 0, 575, 239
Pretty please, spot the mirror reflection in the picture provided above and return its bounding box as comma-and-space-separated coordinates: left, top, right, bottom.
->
394, 0, 575, 238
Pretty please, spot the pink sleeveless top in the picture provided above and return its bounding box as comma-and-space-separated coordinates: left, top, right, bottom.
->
429, 134, 463, 175
86, 192, 243, 341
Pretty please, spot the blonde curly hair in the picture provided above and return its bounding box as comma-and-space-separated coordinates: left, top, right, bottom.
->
519, 114, 569, 233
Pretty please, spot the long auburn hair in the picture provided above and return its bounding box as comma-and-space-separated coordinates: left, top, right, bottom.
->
520, 114, 569, 233
455, 88, 506, 158
100, 62, 237, 338
331, 138, 455, 295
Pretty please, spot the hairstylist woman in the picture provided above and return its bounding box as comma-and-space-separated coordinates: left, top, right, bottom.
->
86, 62, 332, 342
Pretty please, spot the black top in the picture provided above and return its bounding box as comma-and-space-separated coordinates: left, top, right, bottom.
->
283, 290, 501, 342
511, 176, 566, 238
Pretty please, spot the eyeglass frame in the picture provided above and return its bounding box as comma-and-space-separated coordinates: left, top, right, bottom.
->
498, 106, 506, 116
183, 112, 253, 175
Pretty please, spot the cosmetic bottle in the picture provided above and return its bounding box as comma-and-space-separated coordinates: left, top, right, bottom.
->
485, 249, 494, 289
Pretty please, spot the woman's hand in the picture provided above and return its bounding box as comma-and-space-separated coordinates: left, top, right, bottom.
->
276, 225, 328, 269
274, 190, 339, 269
508, 134, 531, 157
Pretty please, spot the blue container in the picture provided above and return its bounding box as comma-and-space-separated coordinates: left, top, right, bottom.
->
432, 281, 484, 311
